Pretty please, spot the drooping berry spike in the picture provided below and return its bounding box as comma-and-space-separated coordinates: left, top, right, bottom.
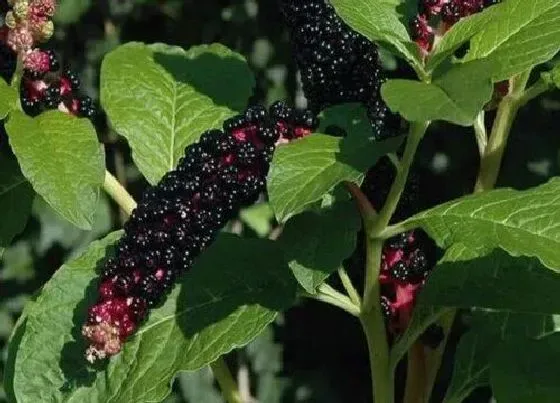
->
278, 0, 395, 140
17, 49, 96, 119
82, 103, 318, 362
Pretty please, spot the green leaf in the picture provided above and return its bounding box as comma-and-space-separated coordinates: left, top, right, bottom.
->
465, 0, 560, 81
381, 60, 494, 125
101, 42, 255, 184
423, 245, 560, 314
0, 156, 34, 259
546, 62, 560, 89
426, 6, 502, 71
54, 0, 92, 24
278, 201, 361, 293
402, 177, 560, 271
10, 232, 296, 402
330, 0, 424, 76
267, 133, 403, 223
0, 78, 17, 119
490, 334, 560, 403
6, 110, 104, 230
445, 312, 560, 403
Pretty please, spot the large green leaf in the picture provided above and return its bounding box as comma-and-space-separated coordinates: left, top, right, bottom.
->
10, 232, 296, 402
422, 244, 560, 314
101, 42, 255, 184
6, 110, 104, 230
381, 60, 494, 126
267, 133, 403, 223
445, 312, 560, 403
0, 77, 17, 119
490, 334, 560, 403
402, 177, 560, 270
0, 157, 34, 259
465, 0, 560, 81
330, 0, 424, 76
278, 201, 361, 293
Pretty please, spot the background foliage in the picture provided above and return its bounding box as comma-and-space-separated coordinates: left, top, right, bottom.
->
1, 0, 560, 402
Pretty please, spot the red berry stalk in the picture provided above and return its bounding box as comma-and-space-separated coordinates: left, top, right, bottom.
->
82, 102, 318, 362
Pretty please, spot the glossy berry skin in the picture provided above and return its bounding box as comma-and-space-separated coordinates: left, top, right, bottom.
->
278, 0, 394, 140
82, 103, 318, 362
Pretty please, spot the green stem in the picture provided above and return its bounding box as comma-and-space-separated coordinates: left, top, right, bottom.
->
103, 170, 137, 216
473, 111, 487, 157
474, 72, 533, 192
210, 359, 244, 403
371, 121, 429, 235
301, 284, 360, 317
423, 310, 455, 401
403, 343, 426, 403
361, 238, 392, 403
101, 170, 243, 403
338, 267, 362, 306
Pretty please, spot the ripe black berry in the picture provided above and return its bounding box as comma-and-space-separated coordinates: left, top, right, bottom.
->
44, 84, 62, 109
390, 261, 410, 282
45, 49, 60, 72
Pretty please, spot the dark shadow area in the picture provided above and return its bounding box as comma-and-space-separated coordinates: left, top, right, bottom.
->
153, 50, 255, 112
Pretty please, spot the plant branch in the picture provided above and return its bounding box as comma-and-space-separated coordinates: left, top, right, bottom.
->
301, 284, 360, 317
338, 267, 361, 306
474, 72, 532, 192
473, 111, 487, 156
345, 181, 377, 221
103, 170, 137, 216
210, 359, 244, 403
403, 342, 427, 403
423, 311, 455, 401
371, 121, 429, 235
361, 238, 392, 403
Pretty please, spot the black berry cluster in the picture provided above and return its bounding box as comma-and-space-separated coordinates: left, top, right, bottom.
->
411, 0, 502, 54
379, 229, 436, 334
82, 102, 318, 362
278, 0, 394, 140
19, 49, 95, 119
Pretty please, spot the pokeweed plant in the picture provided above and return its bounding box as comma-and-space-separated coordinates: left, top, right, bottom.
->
2, 0, 560, 402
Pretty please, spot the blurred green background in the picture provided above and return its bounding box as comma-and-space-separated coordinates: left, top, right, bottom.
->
1, 1, 559, 402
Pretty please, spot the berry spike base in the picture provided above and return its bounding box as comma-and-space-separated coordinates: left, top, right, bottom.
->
82, 102, 318, 363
